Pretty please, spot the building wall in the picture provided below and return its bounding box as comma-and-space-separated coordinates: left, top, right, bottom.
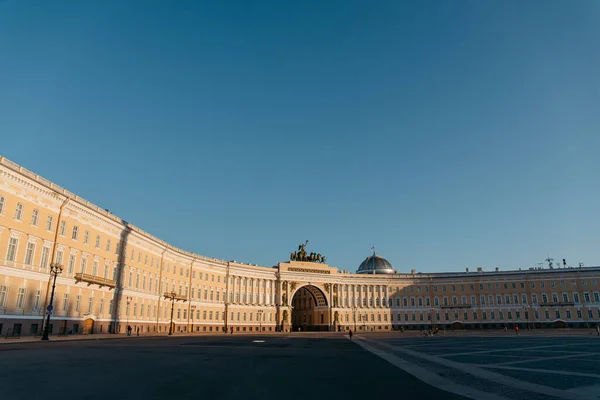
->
0, 156, 599, 337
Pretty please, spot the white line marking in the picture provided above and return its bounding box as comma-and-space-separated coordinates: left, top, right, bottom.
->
481, 365, 600, 379
366, 338, 596, 400
489, 352, 600, 366
353, 337, 508, 400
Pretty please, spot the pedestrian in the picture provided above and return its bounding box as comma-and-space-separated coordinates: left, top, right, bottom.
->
515, 325, 519, 336
136, 327, 140, 336
596, 325, 599, 336
230, 327, 233, 335
504, 326, 507, 333
349, 329, 353, 340
127, 325, 132, 336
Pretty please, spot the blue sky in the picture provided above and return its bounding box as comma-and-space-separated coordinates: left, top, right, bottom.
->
1, 1, 599, 273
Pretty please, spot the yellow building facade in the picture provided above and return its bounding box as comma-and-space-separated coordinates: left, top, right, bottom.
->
1, 156, 599, 337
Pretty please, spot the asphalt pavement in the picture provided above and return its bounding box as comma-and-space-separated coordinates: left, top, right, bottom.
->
0, 333, 467, 400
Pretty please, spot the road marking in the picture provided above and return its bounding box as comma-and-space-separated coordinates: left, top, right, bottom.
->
353, 337, 508, 400
481, 365, 600, 379
252, 340, 265, 343
436, 344, 591, 357
365, 338, 596, 400
489, 352, 600, 366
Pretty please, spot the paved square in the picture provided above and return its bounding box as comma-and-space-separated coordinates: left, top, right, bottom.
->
356, 332, 600, 399
0, 333, 464, 400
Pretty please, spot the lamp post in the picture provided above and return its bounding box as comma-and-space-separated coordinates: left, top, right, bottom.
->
352, 305, 357, 332
190, 305, 196, 333
165, 292, 177, 335
126, 296, 132, 335
430, 307, 435, 331
258, 309, 263, 332
41, 263, 63, 340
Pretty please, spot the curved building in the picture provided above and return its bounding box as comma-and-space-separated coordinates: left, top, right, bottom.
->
0, 156, 599, 336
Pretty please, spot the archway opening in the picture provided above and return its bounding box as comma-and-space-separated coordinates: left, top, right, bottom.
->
291, 285, 329, 332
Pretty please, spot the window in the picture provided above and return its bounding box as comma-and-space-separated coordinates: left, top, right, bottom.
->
95, 235, 100, 248
59, 221, 66, 236
16, 288, 26, 308
24, 242, 36, 265
584, 293, 591, 303
574, 293, 580, 303
80, 258, 87, 274
33, 290, 41, 309
0, 196, 4, 214
0, 284, 8, 307
40, 247, 50, 269
88, 297, 93, 313
6, 237, 19, 262
99, 299, 104, 314
46, 216, 53, 231
72, 226, 79, 240
83, 231, 89, 244
31, 209, 39, 226
14, 203, 23, 220
68, 255, 75, 274
62, 294, 69, 311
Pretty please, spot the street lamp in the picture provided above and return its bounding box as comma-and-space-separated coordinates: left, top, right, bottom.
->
352, 305, 357, 332
41, 263, 63, 340
190, 305, 196, 333
126, 296, 132, 335
258, 309, 263, 332
164, 292, 177, 335
429, 307, 435, 331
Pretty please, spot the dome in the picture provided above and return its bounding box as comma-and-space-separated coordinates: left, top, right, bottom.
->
357, 254, 396, 274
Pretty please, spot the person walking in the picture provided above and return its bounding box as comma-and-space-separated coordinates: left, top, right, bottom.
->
127, 325, 132, 336
136, 327, 140, 336
349, 329, 353, 340
515, 325, 519, 336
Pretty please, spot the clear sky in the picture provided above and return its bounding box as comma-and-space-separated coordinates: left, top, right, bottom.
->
1, 1, 599, 273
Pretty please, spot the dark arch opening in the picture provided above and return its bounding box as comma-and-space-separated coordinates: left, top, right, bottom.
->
291, 285, 329, 332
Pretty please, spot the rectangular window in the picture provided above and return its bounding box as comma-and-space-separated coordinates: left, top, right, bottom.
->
40, 247, 50, 269
16, 288, 26, 308
59, 221, 66, 236
99, 299, 104, 314
33, 290, 41, 309
62, 294, 69, 311
0, 196, 4, 214
55, 250, 63, 265
84, 231, 89, 244
88, 297, 93, 313
80, 258, 87, 274
6, 237, 18, 262
14, 203, 23, 220
72, 226, 79, 240
24, 242, 36, 265
46, 216, 53, 231
68, 254, 75, 274
95, 235, 100, 248
31, 209, 39, 226
75, 295, 81, 312
106, 240, 111, 252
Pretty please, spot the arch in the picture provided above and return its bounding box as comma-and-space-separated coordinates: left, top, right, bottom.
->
289, 284, 329, 307
83, 318, 95, 334
290, 284, 330, 332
